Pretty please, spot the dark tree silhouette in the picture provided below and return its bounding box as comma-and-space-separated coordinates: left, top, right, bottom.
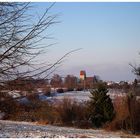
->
0, 3, 58, 84
0, 2, 81, 89
88, 83, 115, 127
50, 74, 62, 88
64, 75, 77, 90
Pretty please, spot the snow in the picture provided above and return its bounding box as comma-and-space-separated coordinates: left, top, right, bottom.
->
8, 90, 21, 98
0, 120, 138, 138
1, 90, 139, 138
17, 90, 128, 104
35, 91, 90, 103
17, 97, 30, 104
51, 91, 91, 102
16, 89, 129, 107
37, 90, 127, 103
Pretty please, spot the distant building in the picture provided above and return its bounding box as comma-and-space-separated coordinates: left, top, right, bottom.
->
107, 81, 115, 86
80, 70, 86, 80
85, 77, 94, 88
79, 70, 96, 89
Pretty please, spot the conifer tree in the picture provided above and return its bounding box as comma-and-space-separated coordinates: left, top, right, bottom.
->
88, 83, 115, 127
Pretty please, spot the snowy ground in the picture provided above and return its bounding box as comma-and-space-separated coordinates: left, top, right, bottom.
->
17, 90, 127, 105
1, 90, 140, 138
41, 91, 91, 102
0, 120, 138, 138
38, 90, 127, 103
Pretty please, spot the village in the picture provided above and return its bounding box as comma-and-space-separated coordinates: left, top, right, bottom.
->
0, 70, 136, 98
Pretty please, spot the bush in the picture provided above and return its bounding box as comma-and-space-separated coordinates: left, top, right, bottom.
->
55, 98, 91, 128
76, 88, 83, 91
43, 87, 51, 96
9, 100, 57, 124
105, 94, 140, 134
88, 83, 115, 128
26, 93, 39, 101
56, 88, 64, 93
105, 96, 130, 131
44, 91, 51, 96
0, 92, 19, 119
67, 88, 74, 92
133, 100, 140, 133
126, 92, 140, 134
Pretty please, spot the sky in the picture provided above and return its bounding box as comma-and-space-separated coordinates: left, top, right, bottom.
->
32, 2, 140, 82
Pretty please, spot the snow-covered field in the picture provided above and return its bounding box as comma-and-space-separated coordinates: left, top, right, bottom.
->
0, 120, 138, 138
40, 91, 91, 102
38, 90, 127, 103
1, 90, 140, 138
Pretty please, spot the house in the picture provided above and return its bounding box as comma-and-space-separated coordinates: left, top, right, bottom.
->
85, 77, 94, 89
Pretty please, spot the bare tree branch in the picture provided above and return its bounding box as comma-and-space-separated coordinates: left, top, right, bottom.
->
0, 2, 81, 90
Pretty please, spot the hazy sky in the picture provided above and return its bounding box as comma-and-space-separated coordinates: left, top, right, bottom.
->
33, 2, 140, 82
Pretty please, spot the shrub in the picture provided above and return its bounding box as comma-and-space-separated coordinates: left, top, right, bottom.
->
43, 87, 51, 96
105, 96, 130, 131
126, 92, 140, 134
9, 100, 57, 124
88, 83, 115, 128
55, 98, 91, 128
76, 88, 83, 91
26, 93, 39, 101
56, 88, 64, 93
0, 92, 19, 119
67, 88, 74, 92
44, 91, 51, 96
133, 100, 140, 133
105, 94, 140, 134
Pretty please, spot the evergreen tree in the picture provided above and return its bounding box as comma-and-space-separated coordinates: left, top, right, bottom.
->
88, 83, 115, 127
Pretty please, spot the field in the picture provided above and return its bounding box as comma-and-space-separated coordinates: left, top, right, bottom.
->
1, 89, 140, 138
36, 89, 127, 105
0, 120, 139, 138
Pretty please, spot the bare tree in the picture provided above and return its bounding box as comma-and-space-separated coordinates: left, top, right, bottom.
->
64, 75, 77, 90
50, 74, 62, 88
0, 2, 81, 89
0, 2, 57, 82
130, 53, 140, 79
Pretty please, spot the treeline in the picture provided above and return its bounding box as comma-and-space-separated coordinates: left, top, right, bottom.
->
2, 74, 101, 92
2, 73, 138, 94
